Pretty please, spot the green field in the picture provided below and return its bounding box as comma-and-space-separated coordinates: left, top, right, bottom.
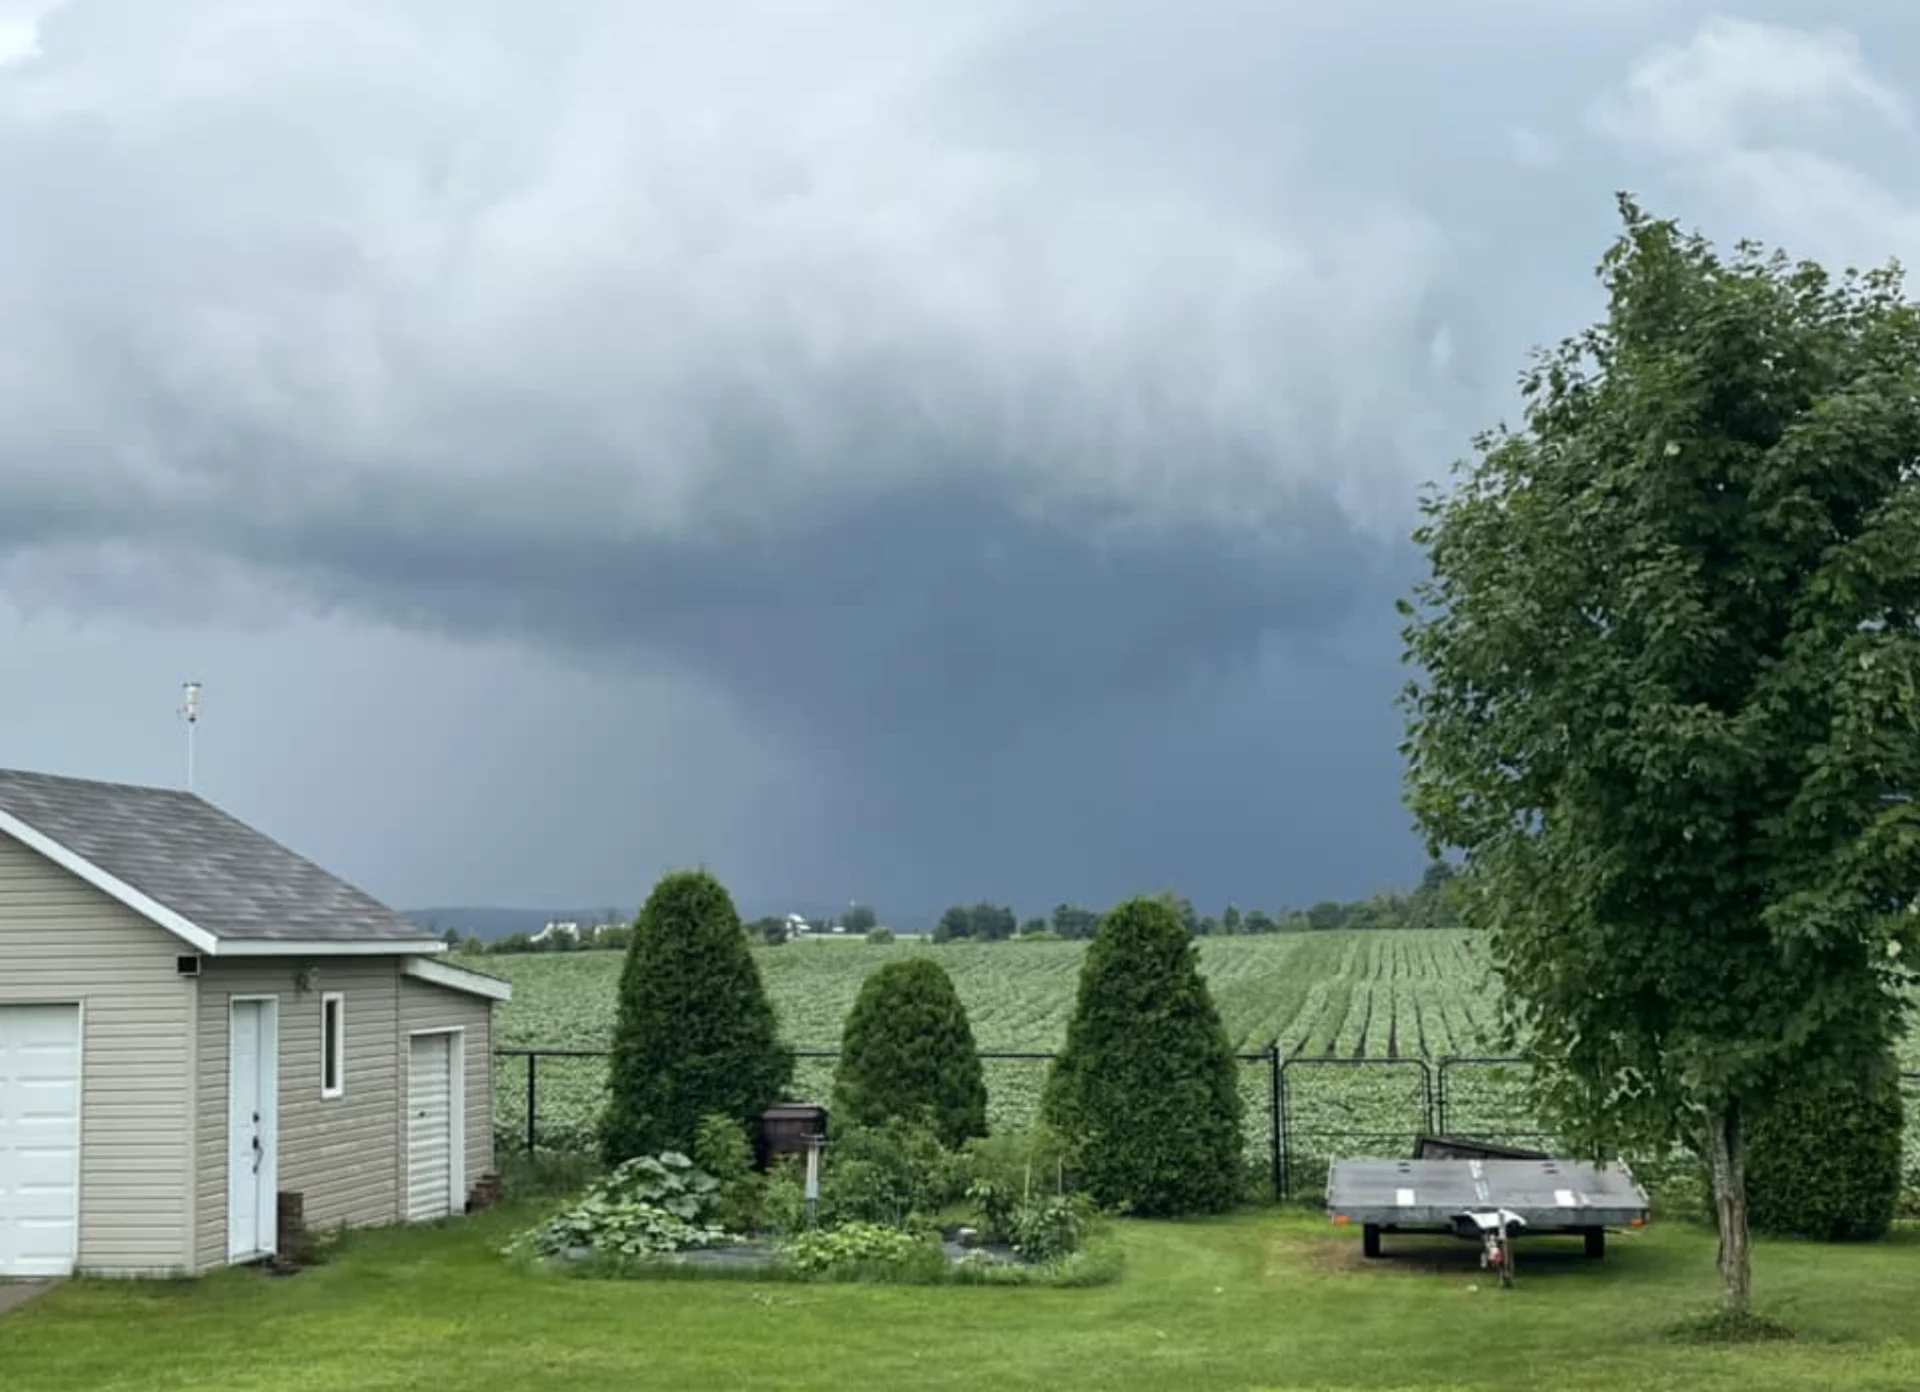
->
469, 931, 1504, 1054
461, 930, 1920, 1187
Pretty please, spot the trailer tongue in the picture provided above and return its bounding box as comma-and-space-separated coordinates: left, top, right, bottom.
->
1326, 1156, 1651, 1286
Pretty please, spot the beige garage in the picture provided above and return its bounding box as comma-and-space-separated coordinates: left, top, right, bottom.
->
0, 766, 511, 1278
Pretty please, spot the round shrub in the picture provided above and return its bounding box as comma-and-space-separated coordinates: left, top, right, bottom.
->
599, 869, 794, 1165
1042, 895, 1244, 1217
832, 958, 987, 1149
1745, 1052, 1903, 1243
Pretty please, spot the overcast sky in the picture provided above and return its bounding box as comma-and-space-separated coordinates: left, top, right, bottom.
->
2, 1, 1917, 921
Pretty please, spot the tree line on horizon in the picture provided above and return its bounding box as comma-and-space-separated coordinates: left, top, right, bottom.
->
929, 859, 1460, 942
463, 859, 1461, 954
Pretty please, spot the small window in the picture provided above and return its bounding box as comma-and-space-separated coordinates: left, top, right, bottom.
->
320, 993, 345, 1099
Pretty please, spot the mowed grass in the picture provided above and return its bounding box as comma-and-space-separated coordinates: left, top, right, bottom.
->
5, 1205, 1919, 1391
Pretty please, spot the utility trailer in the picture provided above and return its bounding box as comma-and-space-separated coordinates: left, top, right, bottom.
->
1326, 1156, 1650, 1285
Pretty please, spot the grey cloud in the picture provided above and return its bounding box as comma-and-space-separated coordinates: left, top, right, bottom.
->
0, 3, 1463, 735
7, 1, 1920, 913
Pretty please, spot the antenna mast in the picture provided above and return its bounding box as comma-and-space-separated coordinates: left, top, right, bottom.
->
179, 681, 202, 792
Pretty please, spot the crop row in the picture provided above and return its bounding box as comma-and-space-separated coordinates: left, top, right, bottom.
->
474, 930, 1510, 1059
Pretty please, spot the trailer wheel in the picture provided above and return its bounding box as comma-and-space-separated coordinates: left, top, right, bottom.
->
1362, 1225, 1381, 1259
1583, 1227, 1605, 1259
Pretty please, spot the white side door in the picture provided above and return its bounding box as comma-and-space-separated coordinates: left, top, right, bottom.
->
406, 1032, 457, 1221
226, 998, 279, 1263
0, 1004, 82, 1277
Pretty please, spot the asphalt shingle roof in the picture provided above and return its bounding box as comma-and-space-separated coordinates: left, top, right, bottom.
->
0, 767, 441, 946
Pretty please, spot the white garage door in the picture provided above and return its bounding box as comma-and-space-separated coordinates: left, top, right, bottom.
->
406, 1032, 455, 1221
0, 1004, 81, 1277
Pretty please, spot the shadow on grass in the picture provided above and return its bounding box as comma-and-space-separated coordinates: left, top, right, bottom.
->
1288, 1228, 1651, 1281
1664, 1308, 1797, 1344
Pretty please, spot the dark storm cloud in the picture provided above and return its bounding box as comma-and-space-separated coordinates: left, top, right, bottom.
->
0, 2, 1468, 771
4, 0, 1920, 912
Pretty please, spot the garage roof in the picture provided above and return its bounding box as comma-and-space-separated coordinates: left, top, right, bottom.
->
0, 766, 453, 960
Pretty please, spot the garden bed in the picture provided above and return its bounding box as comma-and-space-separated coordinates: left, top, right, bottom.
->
576, 1232, 1033, 1273
547, 1228, 1109, 1285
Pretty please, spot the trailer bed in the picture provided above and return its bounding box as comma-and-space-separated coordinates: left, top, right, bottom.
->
1327, 1157, 1650, 1231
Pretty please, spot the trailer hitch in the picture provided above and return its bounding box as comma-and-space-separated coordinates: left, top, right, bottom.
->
1454, 1208, 1526, 1288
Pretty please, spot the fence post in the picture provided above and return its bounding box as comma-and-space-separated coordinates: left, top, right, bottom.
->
1435, 1058, 1448, 1136
1267, 1042, 1283, 1202
525, 1052, 539, 1156
1277, 1057, 1293, 1202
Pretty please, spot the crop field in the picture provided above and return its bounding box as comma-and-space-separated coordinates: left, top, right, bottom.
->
462, 930, 1920, 1189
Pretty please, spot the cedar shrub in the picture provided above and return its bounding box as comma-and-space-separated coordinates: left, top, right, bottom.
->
1043, 895, 1244, 1216
1745, 1049, 1904, 1243
831, 957, 987, 1149
599, 869, 793, 1165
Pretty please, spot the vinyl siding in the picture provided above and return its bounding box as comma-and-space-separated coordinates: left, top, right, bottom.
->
399, 979, 495, 1191
194, 958, 403, 1270
0, 832, 195, 1276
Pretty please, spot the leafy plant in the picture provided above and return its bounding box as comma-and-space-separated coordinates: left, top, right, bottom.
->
600, 870, 794, 1165
782, 1222, 939, 1279
507, 1152, 731, 1261
967, 1179, 1093, 1262
694, 1113, 767, 1234
1006, 1192, 1093, 1264
832, 957, 988, 1148
1044, 896, 1245, 1217
819, 1119, 964, 1230
960, 1121, 1095, 1263
760, 1155, 811, 1234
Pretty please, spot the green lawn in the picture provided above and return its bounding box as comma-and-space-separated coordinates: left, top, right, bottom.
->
4, 1206, 1918, 1391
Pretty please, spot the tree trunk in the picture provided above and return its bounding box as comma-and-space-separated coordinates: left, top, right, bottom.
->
1705, 1103, 1751, 1312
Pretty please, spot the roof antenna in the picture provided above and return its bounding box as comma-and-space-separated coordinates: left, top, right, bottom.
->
179, 681, 202, 792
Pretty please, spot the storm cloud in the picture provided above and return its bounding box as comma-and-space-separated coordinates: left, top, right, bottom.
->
2, 1, 1919, 916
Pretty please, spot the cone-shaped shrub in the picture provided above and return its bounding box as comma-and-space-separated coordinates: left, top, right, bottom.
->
599, 869, 793, 1165
1043, 895, 1244, 1216
1746, 1048, 1904, 1242
831, 957, 988, 1148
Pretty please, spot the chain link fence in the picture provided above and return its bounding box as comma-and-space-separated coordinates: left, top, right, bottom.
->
497, 1047, 1920, 1204
498, 1045, 1282, 1189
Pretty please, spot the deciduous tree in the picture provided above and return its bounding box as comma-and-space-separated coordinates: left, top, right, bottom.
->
1400, 196, 1920, 1313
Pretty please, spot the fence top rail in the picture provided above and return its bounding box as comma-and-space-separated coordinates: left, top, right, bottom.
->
497, 1046, 1532, 1066
496, 1048, 610, 1058
792, 1048, 1068, 1061
492, 1050, 1920, 1084
1439, 1057, 1536, 1068
500, 1046, 1326, 1064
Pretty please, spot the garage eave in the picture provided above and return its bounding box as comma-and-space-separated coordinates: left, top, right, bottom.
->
0, 807, 220, 955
